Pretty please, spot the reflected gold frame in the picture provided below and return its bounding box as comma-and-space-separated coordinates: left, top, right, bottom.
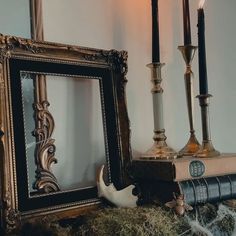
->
0, 34, 132, 233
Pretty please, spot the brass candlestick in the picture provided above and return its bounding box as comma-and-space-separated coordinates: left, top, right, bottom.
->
141, 62, 177, 160
178, 45, 200, 156
195, 94, 220, 158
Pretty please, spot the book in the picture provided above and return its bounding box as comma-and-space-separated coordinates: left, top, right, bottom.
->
139, 174, 236, 206
132, 153, 236, 182
179, 174, 236, 205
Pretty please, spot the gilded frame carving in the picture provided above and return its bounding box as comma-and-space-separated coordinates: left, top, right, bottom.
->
0, 34, 132, 233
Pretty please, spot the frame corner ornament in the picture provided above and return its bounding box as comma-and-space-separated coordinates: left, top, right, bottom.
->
0, 34, 44, 55
105, 50, 128, 99
3, 191, 21, 232
5, 208, 21, 233
106, 49, 128, 75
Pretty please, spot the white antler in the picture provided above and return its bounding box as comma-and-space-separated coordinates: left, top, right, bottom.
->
97, 165, 138, 208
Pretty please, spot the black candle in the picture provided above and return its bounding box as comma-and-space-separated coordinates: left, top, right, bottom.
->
151, 0, 160, 62
198, 0, 208, 94
183, 0, 192, 45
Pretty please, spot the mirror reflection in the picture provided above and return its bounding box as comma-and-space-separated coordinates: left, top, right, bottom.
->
21, 73, 106, 195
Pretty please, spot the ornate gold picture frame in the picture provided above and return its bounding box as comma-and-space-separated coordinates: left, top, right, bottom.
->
0, 34, 131, 233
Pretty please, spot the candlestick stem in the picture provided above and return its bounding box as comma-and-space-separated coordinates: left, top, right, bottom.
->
195, 94, 220, 158
178, 45, 200, 156
141, 62, 177, 160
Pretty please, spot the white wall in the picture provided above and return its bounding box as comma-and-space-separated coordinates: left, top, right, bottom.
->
42, 0, 236, 155
47, 76, 106, 190
0, 0, 30, 37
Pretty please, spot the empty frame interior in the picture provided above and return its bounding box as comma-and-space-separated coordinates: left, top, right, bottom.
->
22, 73, 106, 193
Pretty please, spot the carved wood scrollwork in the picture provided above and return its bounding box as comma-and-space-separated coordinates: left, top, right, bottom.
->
33, 100, 60, 193
29, 72, 60, 193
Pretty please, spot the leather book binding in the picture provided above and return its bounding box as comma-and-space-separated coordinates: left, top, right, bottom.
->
179, 174, 236, 205
138, 174, 236, 205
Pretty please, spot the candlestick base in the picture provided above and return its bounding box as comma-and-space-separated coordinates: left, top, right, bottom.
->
140, 129, 178, 160
194, 140, 220, 158
195, 94, 220, 158
178, 132, 201, 156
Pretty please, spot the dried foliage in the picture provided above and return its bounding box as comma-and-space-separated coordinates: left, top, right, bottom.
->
10, 202, 236, 236
77, 206, 186, 236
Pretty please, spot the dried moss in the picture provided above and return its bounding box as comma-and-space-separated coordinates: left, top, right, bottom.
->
11, 206, 187, 236
11, 203, 236, 236
76, 206, 186, 236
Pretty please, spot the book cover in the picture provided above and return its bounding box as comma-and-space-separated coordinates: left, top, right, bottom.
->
132, 153, 236, 181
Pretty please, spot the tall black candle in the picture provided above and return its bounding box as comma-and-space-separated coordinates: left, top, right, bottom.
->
183, 0, 192, 45
151, 0, 160, 63
198, 0, 208, 94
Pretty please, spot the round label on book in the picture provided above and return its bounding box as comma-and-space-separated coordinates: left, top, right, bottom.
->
189, 160, 205, 178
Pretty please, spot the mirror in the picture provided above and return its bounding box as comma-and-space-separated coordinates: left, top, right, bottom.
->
0, 34, 131, 233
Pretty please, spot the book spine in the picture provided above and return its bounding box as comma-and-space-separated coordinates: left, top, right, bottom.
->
179, 174, 236, 205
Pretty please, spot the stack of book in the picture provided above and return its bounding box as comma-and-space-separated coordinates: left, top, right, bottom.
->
132, 154, 236, 205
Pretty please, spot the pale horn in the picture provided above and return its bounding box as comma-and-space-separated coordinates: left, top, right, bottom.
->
97, 165, 138, 208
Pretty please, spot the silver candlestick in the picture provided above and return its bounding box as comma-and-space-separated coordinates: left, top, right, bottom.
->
178, 45, 201, 156
141, 62, 177, 160
195, 94, 220, 158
